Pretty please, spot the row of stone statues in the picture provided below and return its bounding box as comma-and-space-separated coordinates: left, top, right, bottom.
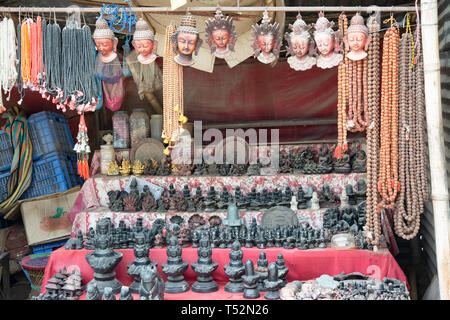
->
80, 217, 290, 299
144, 146, 366, 177
107, 178, 367, 213
67, 210, 360, 253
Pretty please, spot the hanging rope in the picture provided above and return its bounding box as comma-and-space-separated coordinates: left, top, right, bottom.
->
0, 107, 33, 214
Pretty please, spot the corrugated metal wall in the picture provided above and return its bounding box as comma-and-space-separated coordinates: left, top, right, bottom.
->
417, 0, 449, 299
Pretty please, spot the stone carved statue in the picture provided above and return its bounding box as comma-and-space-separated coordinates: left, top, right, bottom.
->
139, 264, 165, 300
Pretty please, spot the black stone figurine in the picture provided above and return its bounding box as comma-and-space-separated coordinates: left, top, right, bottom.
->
85, 282, 100, 300
263, 263, 283, 300
275, 254, 289, 287
191, 236, 219, 293
85, 218, 123, 294
127, 233, 156, 294
162, 236, 190, 293
255, 252, 269, 292
242, 260, 260, 299
139, 264, 165, 300
119, 286, 133, 300
224, 240, 245, 293
102, 287, 116, 300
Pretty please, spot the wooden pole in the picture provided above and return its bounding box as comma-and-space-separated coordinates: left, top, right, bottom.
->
421, 0, 450, 300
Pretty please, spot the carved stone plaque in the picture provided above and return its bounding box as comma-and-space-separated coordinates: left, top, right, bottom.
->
260, 206, 299, 229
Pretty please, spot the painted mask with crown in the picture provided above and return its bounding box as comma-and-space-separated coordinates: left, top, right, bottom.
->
171, 13, 203, 66
251, 9, 282, 64
205, 7, 237, 59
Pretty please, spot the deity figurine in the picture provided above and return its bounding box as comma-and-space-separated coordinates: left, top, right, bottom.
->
205, 7, 237, 59
313, 13, 343, 69
242, 260, 260, 299
251, 9, 282, 64
344, 13, 370, 61
93, 18, 124, 112
285, 14, 316, 71
191, 236, 219, 293
85, 218, 123, 294
127, 233, 156, 294
162, 236, 190, 293
171, 13, 203, 67
223, 240, 245, 293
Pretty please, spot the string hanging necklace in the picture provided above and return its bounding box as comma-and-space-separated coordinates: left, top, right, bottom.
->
0, 17, 18, 113
16, 16, 25, 105
395, 18, 428, 240
378, 18, 400, 213
364, 16, 381, 247
20, 19, 31, 89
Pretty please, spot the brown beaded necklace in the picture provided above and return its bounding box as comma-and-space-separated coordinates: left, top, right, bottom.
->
378, 20, 400, 212
335, 14, 348, 158
395, 20, 428, 240
364, 17, 381, 246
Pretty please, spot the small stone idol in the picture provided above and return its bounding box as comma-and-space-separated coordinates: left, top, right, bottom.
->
191, 236, 219, 293
162, 236, 190, 293
224, 240, 245, 293
264, 263, 283, 300
242, 260, 260, 299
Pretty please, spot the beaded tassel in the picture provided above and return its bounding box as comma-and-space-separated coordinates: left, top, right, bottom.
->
74, 113, 90, 179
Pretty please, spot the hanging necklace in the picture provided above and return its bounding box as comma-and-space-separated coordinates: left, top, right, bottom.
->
395, 17, 428, 240
378, 18, 400, 213
364, 16, 381, 246
0, 17, 17, 112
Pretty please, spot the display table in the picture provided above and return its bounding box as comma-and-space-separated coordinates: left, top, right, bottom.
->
40, 246, 407, 300
69, 173, 365, 224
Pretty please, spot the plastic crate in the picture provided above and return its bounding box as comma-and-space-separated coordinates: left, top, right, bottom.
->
0, 130, 13, 172
21, 151, 82, 200
0, 170, 9, 202
31, 240, 67, 254
28, 111, 74, 160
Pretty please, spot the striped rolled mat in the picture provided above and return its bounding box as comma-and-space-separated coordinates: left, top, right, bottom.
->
0, 107, 33, 214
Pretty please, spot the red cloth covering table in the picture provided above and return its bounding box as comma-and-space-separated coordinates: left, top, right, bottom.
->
40, 246, 407, 300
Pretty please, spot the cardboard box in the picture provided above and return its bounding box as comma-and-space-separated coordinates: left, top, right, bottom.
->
20, 187, 80, 246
